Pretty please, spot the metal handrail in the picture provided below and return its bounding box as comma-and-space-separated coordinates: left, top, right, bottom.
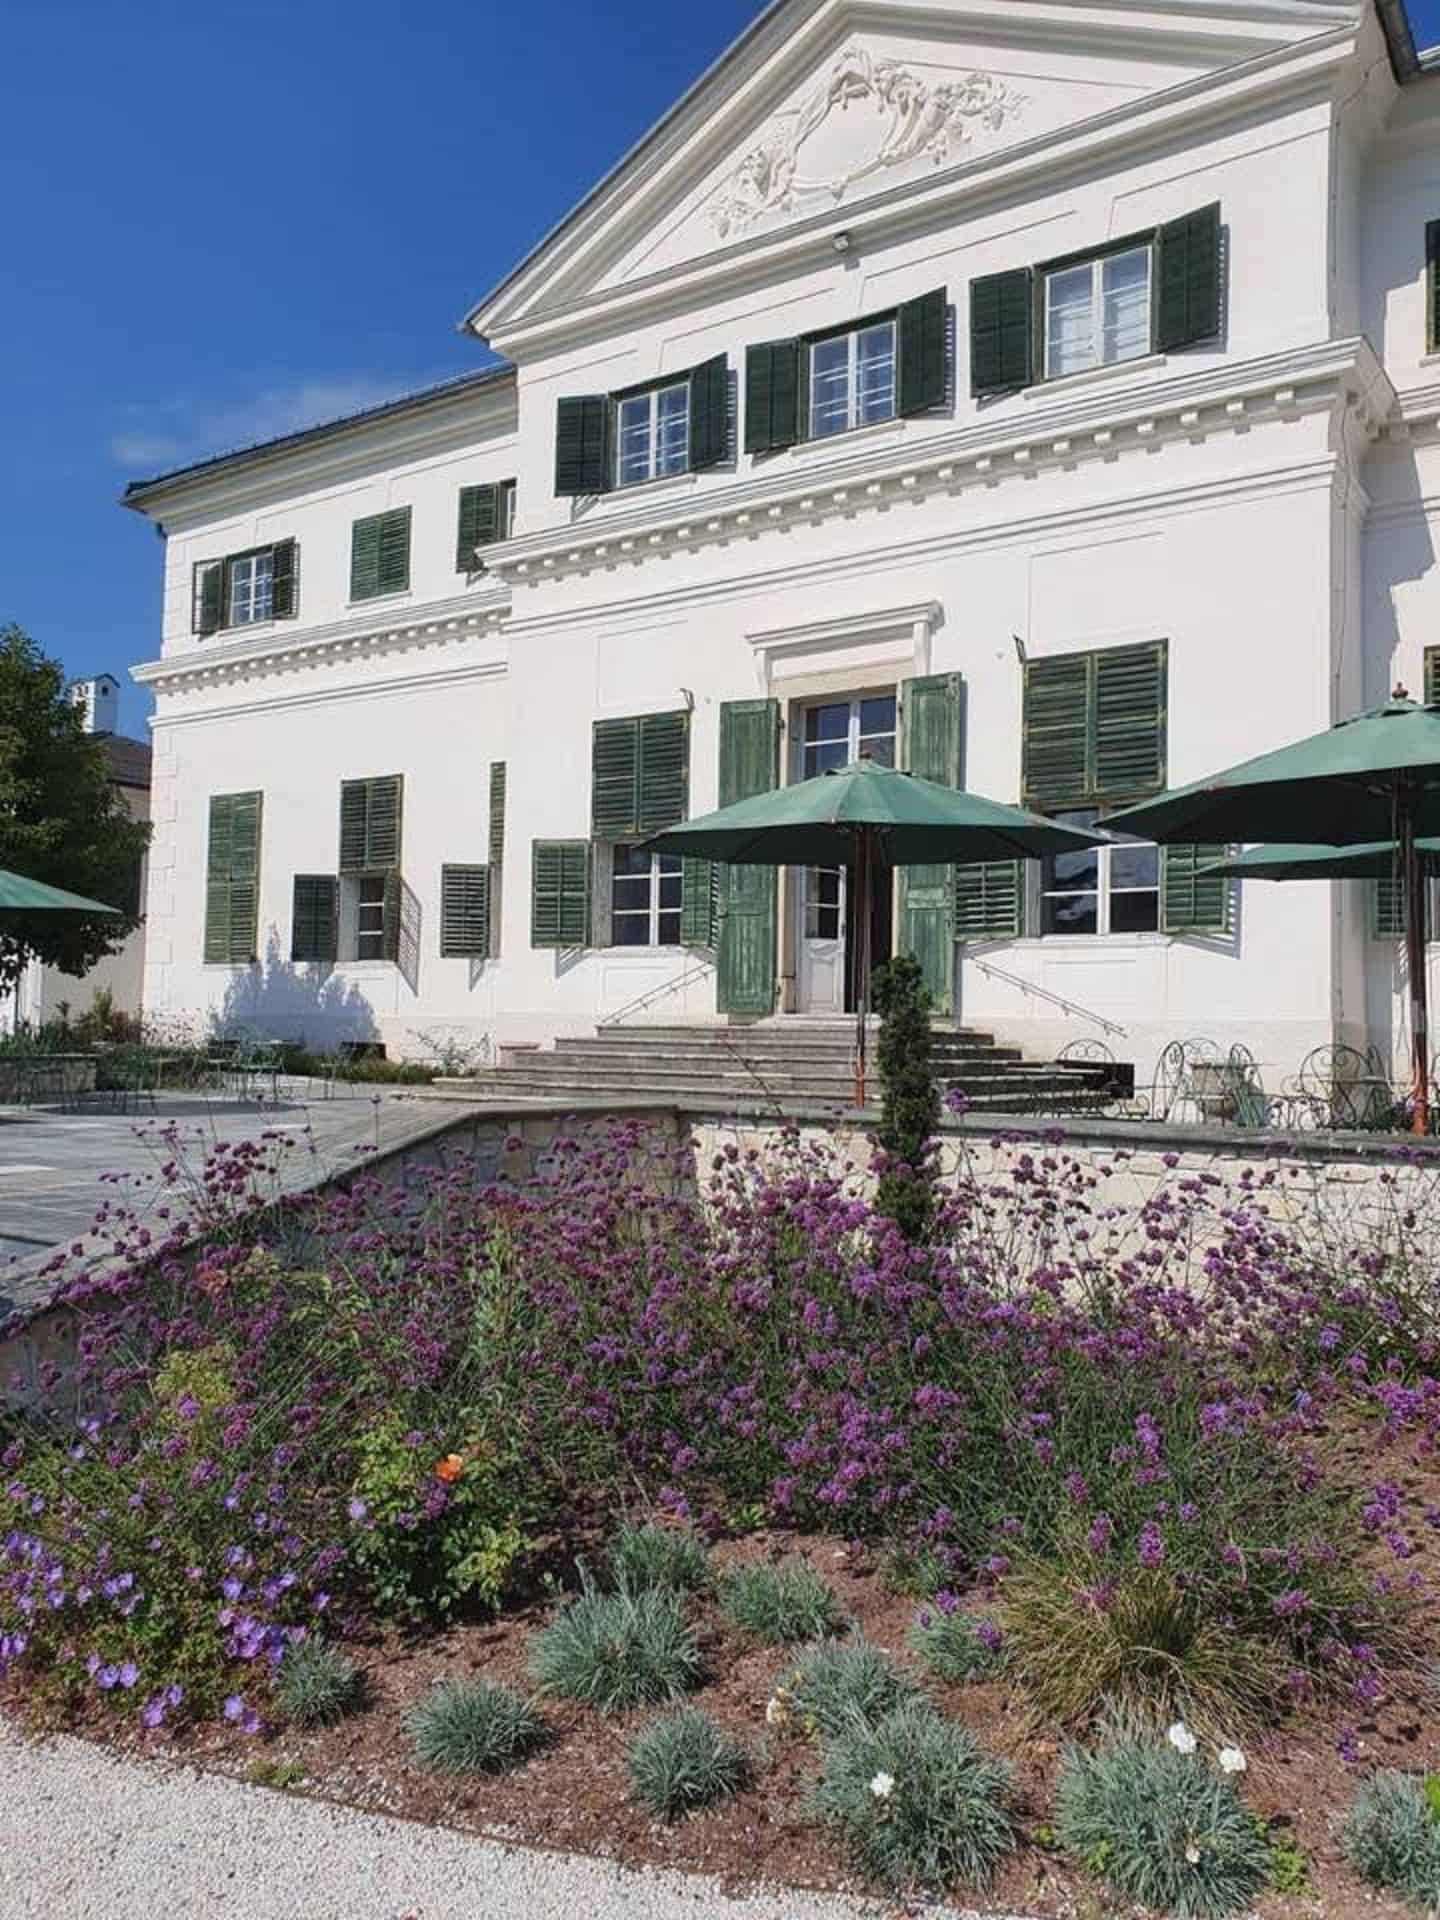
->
962, 954, 1128, 1039
598, 957, 716, 1029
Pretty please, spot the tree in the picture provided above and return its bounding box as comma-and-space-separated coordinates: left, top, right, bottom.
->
871, 952, 940, 1241
0, 624, 151, 998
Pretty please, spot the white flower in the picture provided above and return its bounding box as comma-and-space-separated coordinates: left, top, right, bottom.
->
1217, 1745, 1247, 1775
765, 1692, 790, 1728
870, 1771, 896, 1801
1167, 1721, 1198, 1755
1185, 1843, 1202, 1865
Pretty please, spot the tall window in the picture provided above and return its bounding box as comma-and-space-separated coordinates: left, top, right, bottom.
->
1044, 245, 1152, 380
809, 320, 897, 438
616, 382, 690, 488
1040, 809, 1159, 934
354, 875, 388, 960
610, 847, 682, 946
800, 695, 896, 940
228, 550, 273, 626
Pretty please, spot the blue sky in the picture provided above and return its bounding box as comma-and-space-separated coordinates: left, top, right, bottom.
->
6, 0, 1439, 739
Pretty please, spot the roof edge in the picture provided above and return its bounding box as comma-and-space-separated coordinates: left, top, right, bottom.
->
1377, 0, 1420, 77
121, 362, 516, 511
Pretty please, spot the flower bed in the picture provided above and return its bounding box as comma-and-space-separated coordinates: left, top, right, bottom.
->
4, 1120, 1440, 1914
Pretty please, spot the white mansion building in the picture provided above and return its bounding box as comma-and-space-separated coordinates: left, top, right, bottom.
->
125, 0, 1440, 1081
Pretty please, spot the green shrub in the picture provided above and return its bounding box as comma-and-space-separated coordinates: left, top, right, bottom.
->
871, 955, 939, 1241
530, 1583, 703, 1714
407, 1679, 545, 1774
606, 1523, 710, 1597
812, 1700, 1014, 1892
629, 1707, 750, 1819
788, 1638, 919, 1739
906, 1604, 998, 1684
719, 1563, 846, 1645
1342, 1772, 1440, 1908
1056, 1730, 1271, 1919
276, 1640, 361, 1729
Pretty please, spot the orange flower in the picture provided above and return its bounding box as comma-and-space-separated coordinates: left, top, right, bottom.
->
435, 1453, 464, 1484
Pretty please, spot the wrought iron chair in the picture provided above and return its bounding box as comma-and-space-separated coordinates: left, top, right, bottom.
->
1149, 1038, 1226, 1124
1292, 1043, 1396, 1131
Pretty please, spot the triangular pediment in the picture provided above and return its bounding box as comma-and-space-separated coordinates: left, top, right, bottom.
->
467, 0, 1363, 342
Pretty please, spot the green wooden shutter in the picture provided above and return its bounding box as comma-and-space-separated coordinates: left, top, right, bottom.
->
1154, 203, 1222, 352
591, 712, 689, 837
592, 718, 639, 837
1425, 646, 1440, 707
1022, 655, 1092, 809
555, 396, 611, 495
1427, 220, 1440, 355
953, 861, 1023, 941
680, 858, 717, 947
744, 340, 801, 453
270, 539, 298, 619
381, 869, 404, 964
378, 508, 410, 594
1094, 643, 1167, 799
716, 700, 779, 1013
900, 673, 964, 1013
1161, 844, 1231, 933
193, 561, 224, 636
440, 864, 492, 956
204, 791, 261, 964
290, 874, 338, 962
349, 514, 382, 601
488, 762, 506, 867
970, 267, 1033, 395
531, 840, 591, 948
688, 355, 729, 470
456, 484, 497, 570
338, 775, 403, 872
897, 287, 947, 416
1373, 875, 1406, 938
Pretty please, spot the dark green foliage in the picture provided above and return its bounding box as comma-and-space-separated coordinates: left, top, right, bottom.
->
407, 1678, 545, 1774
871, 954, 939, 1239
1056, 1730, 1271, 1919
276, 1640, 361, 1728
0, 626, 150, 994
606, 1523, 711, 1597
1342, 1772, 1440, 1908
789, 1638, 920, 1738
906, 1606, 998, 1684
530, 1582, 703, 1713
812, 1700, 1015, 1892
719, 1563, 846, 1645
628, 1707, 750, 1819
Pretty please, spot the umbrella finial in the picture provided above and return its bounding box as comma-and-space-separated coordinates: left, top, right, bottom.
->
1394, 682, 1411, 700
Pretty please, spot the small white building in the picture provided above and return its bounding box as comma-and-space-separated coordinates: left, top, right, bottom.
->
122, 0, 1440, 1086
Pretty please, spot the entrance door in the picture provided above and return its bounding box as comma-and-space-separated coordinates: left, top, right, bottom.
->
796, 694, 897, 1013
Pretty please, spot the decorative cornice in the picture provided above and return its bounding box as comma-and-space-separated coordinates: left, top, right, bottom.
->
133, 587, 509, 699
489, 337, 1391, 590
147, 654, 508, 730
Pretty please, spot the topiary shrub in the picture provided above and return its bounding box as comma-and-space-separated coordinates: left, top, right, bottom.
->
788, 1637, 920, 1739
629, 1706, 750, 1820
719, 1563, 846, 1645
1342, 1772, 1440, 1908
906, 1602, 1000, 1684
1056, 1729, 1271, 1919
812, 1699, 1014, 1892
407, 1678, 545, 1774
530, 1581, 703, 1714
606, 1523, 710, 1597
276, 1639, 362, 1729
871, 955, 939, 1241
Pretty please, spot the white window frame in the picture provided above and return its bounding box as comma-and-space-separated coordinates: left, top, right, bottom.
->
614, 382, 690, 489
1043, 244, 1153, 381
227, 548, 274, 628
608, 845, 683, 948
808, 319, 897, 440
1038, 807, 1159, 937
352, 874, 388, 962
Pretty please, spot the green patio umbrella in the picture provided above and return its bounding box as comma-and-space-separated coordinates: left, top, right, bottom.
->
1111, 692, 1440, 1133
1200, 840, 1440, 881
0, 868, 122, 915
647, 757, 1106, 1105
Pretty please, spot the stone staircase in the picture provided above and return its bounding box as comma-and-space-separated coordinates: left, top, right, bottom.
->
463, 1020, 1118, 1115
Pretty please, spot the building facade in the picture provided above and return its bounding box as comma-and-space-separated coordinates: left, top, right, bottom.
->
124, 0, 1440, 1082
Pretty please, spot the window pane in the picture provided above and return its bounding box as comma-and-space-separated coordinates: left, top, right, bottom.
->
1046, 263, 1095, 378
617, 395, 652, 486
1042, 891, 1098, 934
1110, 839, 1159, 890
856, 321, 895, 424
1101, 248, 1151, 365
657, 854, 682, 877
804, 739, 848, 776
859, 696, 896, 736
657, 874, 682, 910
806, 702, 849, 743
1044, 843, 1099, 891
612, 845, 650, 878
810, 335, 850, 439
612, 878, 649, 911
655, 384, 689, 476
1110, 888, 1159, 933
612, 912, 650, 946
657, 911, 682, 946
860, 735, 896, 767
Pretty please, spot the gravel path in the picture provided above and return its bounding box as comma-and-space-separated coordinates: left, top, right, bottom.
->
0, 1724, 981, 1920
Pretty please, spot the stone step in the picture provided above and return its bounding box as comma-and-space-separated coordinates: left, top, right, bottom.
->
487, 1061, 1095, 1099
550, 1042, 1022, 1072
478, 1075, 1110, 1114
590, 1022, 997, 1047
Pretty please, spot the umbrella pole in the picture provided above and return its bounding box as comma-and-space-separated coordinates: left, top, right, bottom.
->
1400, 783, 1430, 1136
854, 827, 871, 1109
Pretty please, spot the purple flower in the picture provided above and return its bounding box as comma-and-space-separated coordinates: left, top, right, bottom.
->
1137, 1521, 1165, 1569
1086, 1512, 1114, 1556
223, 1694, 245, 1723
346, 1498, 368, 1524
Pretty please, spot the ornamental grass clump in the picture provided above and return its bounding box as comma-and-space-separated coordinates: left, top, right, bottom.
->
606, 1523, 710, 1597
1056, 1727, 1271, 1919
628, 1707, 750, 1819
1341, 1772, 1440, 1908
812, 1700, 1014, 1893
276, 1639, 361, 1729
788, 1638, 920, 1739
906, 1599, 1001, 1684
719, 1562, 846, 1645
530, 1582, 703, 1713
407, 1678, 545, 1775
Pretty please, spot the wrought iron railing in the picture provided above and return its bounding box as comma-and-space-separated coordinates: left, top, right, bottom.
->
598, 959, 716, 1029
962, 955, 1128, 1039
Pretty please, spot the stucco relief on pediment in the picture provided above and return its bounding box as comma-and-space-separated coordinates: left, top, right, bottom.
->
708, 47, 1025, 240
